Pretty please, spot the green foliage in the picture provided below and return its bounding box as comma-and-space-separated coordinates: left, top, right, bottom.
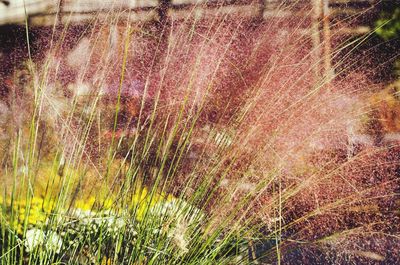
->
0, 183, 250, 264
375, 6, 400, 78
376, 8, 400, 40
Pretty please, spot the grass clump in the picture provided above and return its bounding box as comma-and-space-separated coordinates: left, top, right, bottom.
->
0, 3, 399, 265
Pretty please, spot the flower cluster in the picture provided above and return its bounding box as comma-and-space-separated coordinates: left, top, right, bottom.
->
25, 228, 63, 254
1, 189, 209, 262
0, 195, 56, 234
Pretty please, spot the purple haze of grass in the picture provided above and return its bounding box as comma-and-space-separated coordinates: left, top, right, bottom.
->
0, 2, 399, 263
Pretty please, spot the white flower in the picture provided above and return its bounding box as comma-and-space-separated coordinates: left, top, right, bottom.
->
151, 199, 204, 225
25, 229, 63, 254
114, 217, 126, 230
46, 232, 63, 253
105, 216, 126, 233
72, 208, 95, 224
25, 229, 45, 252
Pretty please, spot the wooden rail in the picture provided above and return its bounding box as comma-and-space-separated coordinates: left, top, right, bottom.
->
0, 0, 381, 80
0, 0, 378, 30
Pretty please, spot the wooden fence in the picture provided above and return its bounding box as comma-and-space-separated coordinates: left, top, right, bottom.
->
0, 0, 378, 32
0, 0, 381, 79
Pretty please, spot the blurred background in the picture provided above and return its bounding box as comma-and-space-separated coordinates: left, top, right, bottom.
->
0, 0, 399, 145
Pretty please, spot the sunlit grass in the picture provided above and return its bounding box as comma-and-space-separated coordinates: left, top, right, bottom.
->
0, 1, 399, 264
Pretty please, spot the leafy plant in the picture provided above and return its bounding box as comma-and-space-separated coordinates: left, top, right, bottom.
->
376, 7, 400, 40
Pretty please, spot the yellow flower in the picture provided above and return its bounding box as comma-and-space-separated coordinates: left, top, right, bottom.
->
103, 198, 114, 209
31, 196, 44, 206
75, 196, 96, 210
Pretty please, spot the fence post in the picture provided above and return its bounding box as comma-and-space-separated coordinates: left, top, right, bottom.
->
322, 0, 333, 80
311, 0, 333, 81
311, 0, 323, 80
